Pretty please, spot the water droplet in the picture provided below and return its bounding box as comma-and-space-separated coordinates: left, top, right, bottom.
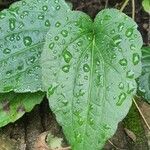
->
27, 56, 36, 64
119, 82, 124, 89
62, 99, 68, 106
62, 50, 72, 63
9, 18, 16, 31
118, 23, 124, 31
89, 118, 94, 126
3, 48, 11, 54
130, 44, 136, 50
42, 5, 48, 11
116, 93, 126, 106
125, 28, 133, 37
54, 36, 59, 41
49, 42, 54, 50
56, 5, 61, 10
6, 70, 13, 76
75, 132, 82, 143
55, 0, 59, 3
127, 82, 136, 94
126, 70, 134, 79
55, 21, 61, 27
23, 36, 32, 46
111, 29, 115, 34
132, 53, 140, 65
83, 64, 90, 72
45, 20, 51, 27
61, 30, 68, 37
119, 58, 127, 66
62, 65, 70, 73
84, 75, 88, 80
48, 85, 56, 96
77, 41, 83, 46
113, 35, 122, 46
78, 117, 84, 125
38, 14, 44, 20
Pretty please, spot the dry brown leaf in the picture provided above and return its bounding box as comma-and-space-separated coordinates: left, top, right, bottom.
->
124, 128, 136, 142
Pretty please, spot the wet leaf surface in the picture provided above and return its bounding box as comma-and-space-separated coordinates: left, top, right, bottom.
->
42, 9, 142, 149
0, 0, 70, 93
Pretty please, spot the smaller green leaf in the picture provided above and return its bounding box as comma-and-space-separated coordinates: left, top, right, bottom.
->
0, 92, 45, 127
142, 0, 150, 13
137, 46, 150, 103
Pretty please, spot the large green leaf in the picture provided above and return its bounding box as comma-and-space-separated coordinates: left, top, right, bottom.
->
138, 47, 150, 103
0, 0, 70, 93
142, 0, 150, 13
42, 9, 143, 149
0, 92, 45, 127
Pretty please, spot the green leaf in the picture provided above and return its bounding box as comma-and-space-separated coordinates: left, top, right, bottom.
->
142, 0, 150, 13
0, 92, 45, 127
42, 9, 143, 149
0, 0, 70, 93
137, 47, 150, 103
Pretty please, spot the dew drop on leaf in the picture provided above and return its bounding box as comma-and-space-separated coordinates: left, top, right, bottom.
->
9, 18, 16, 31
119, 82, 124, 89
127, 82, 135, 94
126, 70, 135, 79
42, 5, 48, 11
23, 36, 32, 46
62, 65, 70, 73
119, 58, 127, 66
83, 64, 90, 72
125, 28, 133, 37
38, 14, 44, 20
56, 5, 61, 10
116, 92, 126, 106
62, 50, 72, 63
49, 42, 55, 50
3, 48, 11, 54
45, 20, 51, 27
61, 30, 68, 37
113, 35, 122, 46
118, 23, 124, 32
55, 21, 61, 27
54, 36, 59, 41
132, 53, 140, 65
130, 44, 136, 50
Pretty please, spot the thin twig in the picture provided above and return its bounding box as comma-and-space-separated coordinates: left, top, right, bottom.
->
133, 98, 150, 131
132, 0, 135, 20
105, 0, 109, 8
108, 140, 119, 150
120, 0, 130, 12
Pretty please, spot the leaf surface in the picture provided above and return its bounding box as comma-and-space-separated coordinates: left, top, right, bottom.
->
42, 9, 143, 149
0, 92, 45, 127
142, 0, 150, 13
138, 47, 150, 103
0, 0, 70, 92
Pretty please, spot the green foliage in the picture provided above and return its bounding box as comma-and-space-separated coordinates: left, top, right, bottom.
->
0, 0, 70, 93
142, 0, 150, 13
138, 47, 150, 103
0, 92, 45, 127
42, 9, 142, 149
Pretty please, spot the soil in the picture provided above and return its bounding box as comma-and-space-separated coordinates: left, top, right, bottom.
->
0, 0, 149, 150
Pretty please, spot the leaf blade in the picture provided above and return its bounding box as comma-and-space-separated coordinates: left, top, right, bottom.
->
0, 92, 45, 127
42, 9, 143, 149
137, 46, 150, 103
0, 0, 70, 93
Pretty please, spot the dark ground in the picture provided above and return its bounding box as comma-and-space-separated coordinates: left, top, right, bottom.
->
0, 0, 149, 150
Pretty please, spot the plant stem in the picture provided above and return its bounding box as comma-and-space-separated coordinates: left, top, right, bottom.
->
120, 0, 130, 12
133, 98, 150, 131
132, 0, 135, 20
